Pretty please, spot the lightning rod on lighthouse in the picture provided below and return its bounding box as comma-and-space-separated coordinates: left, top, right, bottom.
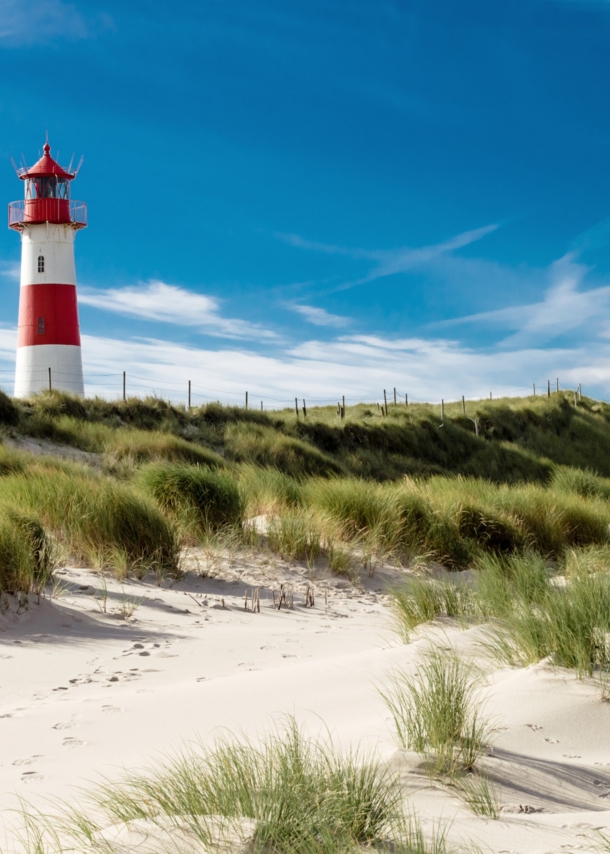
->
8, 140, 86, 398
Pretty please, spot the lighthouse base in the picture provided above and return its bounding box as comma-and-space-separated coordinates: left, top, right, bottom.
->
15, 344, 84, 398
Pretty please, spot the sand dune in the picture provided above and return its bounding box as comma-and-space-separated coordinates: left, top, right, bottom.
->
2, 554, 610, 852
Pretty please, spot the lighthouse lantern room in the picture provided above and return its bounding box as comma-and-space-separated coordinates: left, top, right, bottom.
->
8, 140, 86, 397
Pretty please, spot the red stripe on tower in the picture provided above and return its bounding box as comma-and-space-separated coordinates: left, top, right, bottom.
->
17, 284, 81, 347
8, 140, 86, 397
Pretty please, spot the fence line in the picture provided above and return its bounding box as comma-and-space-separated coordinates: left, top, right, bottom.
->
0, 367, 586, 412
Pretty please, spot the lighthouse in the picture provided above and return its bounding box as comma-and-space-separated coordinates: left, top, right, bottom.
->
8, 141, 86, 398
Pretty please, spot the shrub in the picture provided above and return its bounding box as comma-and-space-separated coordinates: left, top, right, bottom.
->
138, 463, 243, 532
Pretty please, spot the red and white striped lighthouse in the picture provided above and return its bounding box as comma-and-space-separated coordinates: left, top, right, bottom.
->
8, 141, 86, 397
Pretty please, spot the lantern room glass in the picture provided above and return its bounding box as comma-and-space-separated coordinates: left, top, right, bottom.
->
24, 177, 70, 201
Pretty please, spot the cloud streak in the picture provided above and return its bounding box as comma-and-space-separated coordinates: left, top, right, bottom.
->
0, 0, 88, 45
288, 304, 351, 327
433, 253, 610, 346
275, 223, 499, 291
79, 281, 278, 341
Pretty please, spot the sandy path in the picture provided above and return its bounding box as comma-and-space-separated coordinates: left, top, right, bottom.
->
1, 556, 610, 852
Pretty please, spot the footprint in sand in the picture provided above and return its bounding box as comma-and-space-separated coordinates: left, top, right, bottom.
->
62, 738, 86, 748
525, 724, 543, 731
13, 756, 43, 766
544, 737, 559, 743
52, 721, 76, 730
101, 705, 123, 714
21, 772, 45, 783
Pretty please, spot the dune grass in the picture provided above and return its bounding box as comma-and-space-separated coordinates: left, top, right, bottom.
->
0, 468, 178, 577
14, 719, 451, 854
137, 462, 244, 538
0, 509, 55, 595
380, 651, 492, 778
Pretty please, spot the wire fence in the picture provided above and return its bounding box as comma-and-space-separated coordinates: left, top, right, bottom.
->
0, 367, 587, 413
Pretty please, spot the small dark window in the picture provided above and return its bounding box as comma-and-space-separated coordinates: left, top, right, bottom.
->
37, 255, 45, 273
37, 317, 45, 335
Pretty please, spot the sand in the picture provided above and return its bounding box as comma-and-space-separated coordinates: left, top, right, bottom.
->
2, 550, 610, 853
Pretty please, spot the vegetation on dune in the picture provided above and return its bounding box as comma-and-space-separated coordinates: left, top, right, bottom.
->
381, 652, 492, 778
0, 468, 178, 581
19, 719, 450, 854
137, 462, 243, 536
3, 389, 610, 597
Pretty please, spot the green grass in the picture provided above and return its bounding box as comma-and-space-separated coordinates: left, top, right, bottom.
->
137, 461, 244, 536
380, 651, 492, 778
0, 468, 178, 577
454, 771, 500, 818
13, 719, 453, 854
0, 509, 55, 595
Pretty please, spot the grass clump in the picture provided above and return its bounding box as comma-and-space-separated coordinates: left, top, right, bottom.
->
0, 510, 55, 595
25, 719, 438, 854
381, 651, 492, 778
389, 578, 475, 641
225, 423, 343, 477
454, 771, 500, 818
0, 470, 178, 577
267, 508, 323, 562
107, 428, 225, 467
137, 462, 244, 535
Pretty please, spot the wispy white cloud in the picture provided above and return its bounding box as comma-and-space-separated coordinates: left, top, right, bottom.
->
288, 304, 350, 327
0, 0, 113, 46
434, 253, 610, 346
275, 224, 499, 290
0, 322, 598, 405
79, 280, 278, 341
0, 262, 20, 282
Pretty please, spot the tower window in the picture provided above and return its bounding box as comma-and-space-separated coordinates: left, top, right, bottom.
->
37, 317, 45, 335
37, 255, 45, 273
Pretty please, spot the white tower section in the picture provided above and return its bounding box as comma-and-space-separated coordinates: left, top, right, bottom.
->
9, 141, 86, 398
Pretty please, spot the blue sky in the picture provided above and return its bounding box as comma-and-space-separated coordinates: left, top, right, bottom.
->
1, 0, 610, 406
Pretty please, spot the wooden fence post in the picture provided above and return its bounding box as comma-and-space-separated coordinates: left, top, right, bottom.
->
48, 367, 52, 392
303, 398, 307, 417
294, 397, 299, 418
383, 389, 388, 416
556, 378, 559, 393
405, 394, 408, 406
533, 383, 536, 396
547, 379, 551, 399
462, 395, 466, 415
578, 383, 582, 400
393, 387, 397, 405
245, 391, 248, 410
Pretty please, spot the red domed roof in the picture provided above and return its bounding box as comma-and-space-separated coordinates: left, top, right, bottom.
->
21, 142, 75, 180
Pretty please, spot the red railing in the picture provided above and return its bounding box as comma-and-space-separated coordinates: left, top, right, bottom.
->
8, 200, 87, 230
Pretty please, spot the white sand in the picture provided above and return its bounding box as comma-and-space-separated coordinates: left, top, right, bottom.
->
2, 552, 610, 852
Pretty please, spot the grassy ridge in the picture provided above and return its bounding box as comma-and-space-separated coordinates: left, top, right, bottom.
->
3, 389, 610, 594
